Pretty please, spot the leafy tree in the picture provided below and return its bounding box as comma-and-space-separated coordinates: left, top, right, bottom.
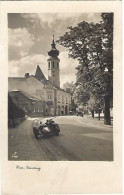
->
88, 95, 104, 120
57, 13, 113, 125
63, 81, 90, 113
73, 85, 90, 107
63, 81, 75, 95
63, 81, 77, 113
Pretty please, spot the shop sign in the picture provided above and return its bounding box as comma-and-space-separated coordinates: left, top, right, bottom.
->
46, 101, 53, 107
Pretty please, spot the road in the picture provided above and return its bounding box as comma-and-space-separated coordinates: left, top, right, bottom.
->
8, 116, 113, 161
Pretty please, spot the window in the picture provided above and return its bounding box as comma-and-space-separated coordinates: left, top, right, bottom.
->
48, 62, 50, 69
48, 94, 52, 100
57, 62, 59, 68
53, 62, 54, 68
58, 95, 60, 103
53, 70, 55, 77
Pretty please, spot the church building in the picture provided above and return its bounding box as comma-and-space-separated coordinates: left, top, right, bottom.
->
8, 36, 72, 116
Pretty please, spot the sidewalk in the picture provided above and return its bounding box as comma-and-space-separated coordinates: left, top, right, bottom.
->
81, 115, 113, 128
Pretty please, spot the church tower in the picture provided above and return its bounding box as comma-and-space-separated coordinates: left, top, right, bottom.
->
47, 35, 60, 88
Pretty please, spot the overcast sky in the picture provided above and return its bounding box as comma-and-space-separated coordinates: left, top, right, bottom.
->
8, 13, 102, 87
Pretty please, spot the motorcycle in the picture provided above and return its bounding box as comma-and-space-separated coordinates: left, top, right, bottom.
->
33, 118, 60, 139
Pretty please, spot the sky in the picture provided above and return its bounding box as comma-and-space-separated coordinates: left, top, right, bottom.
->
8, 13, 102, 87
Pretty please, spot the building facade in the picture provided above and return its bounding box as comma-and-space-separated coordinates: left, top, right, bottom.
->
8, 36, 71, 116
9, 89, 44, 116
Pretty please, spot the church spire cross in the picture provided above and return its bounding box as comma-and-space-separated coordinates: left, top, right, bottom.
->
51, 34, 56, 49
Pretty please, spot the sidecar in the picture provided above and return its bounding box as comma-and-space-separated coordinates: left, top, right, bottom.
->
32, 119, 42, 139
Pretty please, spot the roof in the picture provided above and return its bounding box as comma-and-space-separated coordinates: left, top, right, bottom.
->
46, 80, 71, 95
9, 89, 42, 102
8, 77, 25, 80
57, 87, 71, 94
35, 65, 47, 83
10, 88, 20, 92
21, 90, 41, 101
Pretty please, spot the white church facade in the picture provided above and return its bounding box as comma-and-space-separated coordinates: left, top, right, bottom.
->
8, 36, 72, 116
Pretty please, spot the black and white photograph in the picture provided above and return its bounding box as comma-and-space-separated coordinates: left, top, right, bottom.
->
8, 12, 113, 161
0, 0, 122, 194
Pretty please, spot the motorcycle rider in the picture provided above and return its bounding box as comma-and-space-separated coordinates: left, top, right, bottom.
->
33, 118, 60, 138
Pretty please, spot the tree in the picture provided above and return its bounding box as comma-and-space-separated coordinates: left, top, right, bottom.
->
63, 81, 75, 95
63, 81, 77, 113
73, 85, 90, 107
57, 13, 113, 125
63, 81, 90, 114
88, 95, 104, 120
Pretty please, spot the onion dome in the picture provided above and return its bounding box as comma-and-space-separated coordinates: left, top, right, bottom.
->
48, 35, 59, 57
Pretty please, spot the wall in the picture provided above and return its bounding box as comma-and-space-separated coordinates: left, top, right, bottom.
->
8, 76, 45, 101
9, 91, 44, 116
44, 84, 55, 116
56, 89, 71, 115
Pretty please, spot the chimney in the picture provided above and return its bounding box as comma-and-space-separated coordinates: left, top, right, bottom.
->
25, 73, 29, 78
